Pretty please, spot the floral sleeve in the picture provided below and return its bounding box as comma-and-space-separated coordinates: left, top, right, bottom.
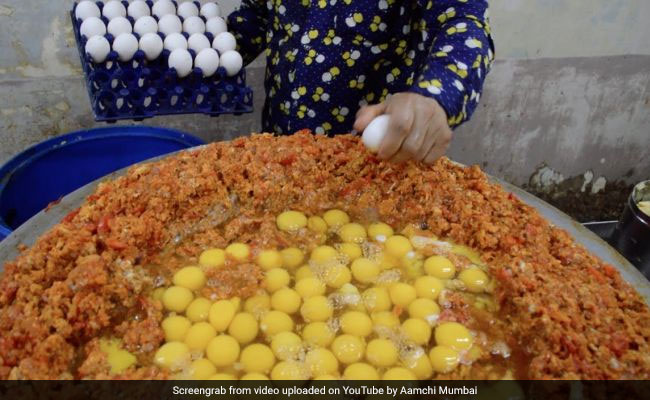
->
409, 0, 494, 128
226, 0, 270, 65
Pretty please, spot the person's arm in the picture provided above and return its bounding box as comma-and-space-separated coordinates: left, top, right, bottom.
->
226, 0, 269, 65
411, 0, 494, 127
355, 0, 494, 163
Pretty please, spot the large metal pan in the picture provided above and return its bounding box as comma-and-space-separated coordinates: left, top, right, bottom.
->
1, 150, 648, 305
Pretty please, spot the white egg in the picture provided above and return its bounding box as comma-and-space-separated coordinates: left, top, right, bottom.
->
139, 32, 163, 61
183, 16, 205, 35
164, 32, 188, 51
102, 0, 127, 20
152, 0, 176, 18
127, 0, 151, 19
112, 33, 139, 62
80, 17, 106, 39
85, 35, 111, 63
219, 50, 243, 77
168, 48, 193, 78
177, 1, 199, 19
75, 1, 101, 21
133, 16, 158, 36
195, 48, 219, 77
200, 3, 220, 19
187, 33, 211, 53
362, 115, 390, 152
107, 16, 132, 37
158, 14, 182, 36
212, 32, 236, 54
205, 17, 227, 36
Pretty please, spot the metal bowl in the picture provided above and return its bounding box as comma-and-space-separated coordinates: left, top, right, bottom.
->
611, 180, 650, 276
1, 152, 648, 306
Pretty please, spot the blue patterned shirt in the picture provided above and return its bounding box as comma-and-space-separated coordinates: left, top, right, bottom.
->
228, 0, 494, 135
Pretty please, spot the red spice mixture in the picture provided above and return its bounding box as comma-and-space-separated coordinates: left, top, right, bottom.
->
0, 131, 648, 379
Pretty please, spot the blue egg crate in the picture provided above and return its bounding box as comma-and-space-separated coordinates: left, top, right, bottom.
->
71, 1, 252, 122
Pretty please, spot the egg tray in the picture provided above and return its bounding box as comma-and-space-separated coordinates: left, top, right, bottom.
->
71, 1, 252, 123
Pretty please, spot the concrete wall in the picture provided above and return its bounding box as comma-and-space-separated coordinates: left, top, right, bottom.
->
1, 0, 649, 192
451, 0, 650, 192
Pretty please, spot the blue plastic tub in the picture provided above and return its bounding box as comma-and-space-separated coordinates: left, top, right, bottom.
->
0, 126, 205, 241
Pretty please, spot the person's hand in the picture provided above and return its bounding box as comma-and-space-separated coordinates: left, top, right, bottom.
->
353, 92, 452, 164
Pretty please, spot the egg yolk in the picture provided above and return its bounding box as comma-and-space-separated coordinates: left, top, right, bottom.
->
323, 209, 350, 227
257, 249, 284, 270
458, 267, 489, 293
338, 223, 367, 244
429, 345, 460, 373
435, 322, 473, 351
424, 255, 456, 279
225, 242, 250, 261
344, 363, 379, 380
276, 210, 308, 231
199, 248, 226, 268
331, 334, 365, 364
367, 222, 394, 241
240, 343, 276, 374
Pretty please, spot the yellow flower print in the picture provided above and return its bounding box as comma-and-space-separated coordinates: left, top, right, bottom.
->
465, 38, 482, 49
378, 88, 389, 102
321, 67, 339, 83
447, 61, 468, 78
297, 104, 308, 119
365, 92, 375, 102
301, 0, 310, 6
279, 100, 290, 115
437, 7, 456, 24
345, 13, 363, 27
304, 49, 317, 65
312, 87, 326, 102
323, 29, 342, 46
418, 79, 443, 95
385, 67, 401, 83
271, 52, 280, 66
318, 0, 326, 8
465, 15, 484, 29
285, 49, 296, 62
370, 16, 387, 32
472, 54, 482, 69
434, 45, 453, 57
291, 86, 307, 100
404, 50, 415, 66
349, 75, 365, 89
395, 40, 407, 55
342, 50, 360, 67
446, 22, 468, 35
331, 106, 350, 123
448, 113, 460, 126
315, 122, 333, 135
308, 29, 319, 39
